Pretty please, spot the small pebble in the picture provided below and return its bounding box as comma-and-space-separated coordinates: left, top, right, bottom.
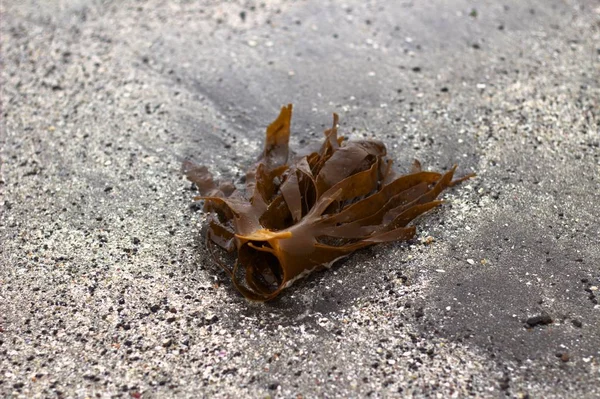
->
526, 313, 553, 327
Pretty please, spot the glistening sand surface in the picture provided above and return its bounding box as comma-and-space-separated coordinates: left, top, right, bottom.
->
1, 1, 599, 397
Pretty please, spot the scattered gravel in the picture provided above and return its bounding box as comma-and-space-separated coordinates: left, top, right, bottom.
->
1, 0, 599, 398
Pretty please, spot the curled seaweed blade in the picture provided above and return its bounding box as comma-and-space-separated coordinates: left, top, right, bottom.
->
322, 171, 443, 225
279, 170, 303, 222
185, 105, 475, 301
315, 141, 385, 197
263, 104, 292, 168
183, 161, 220, 196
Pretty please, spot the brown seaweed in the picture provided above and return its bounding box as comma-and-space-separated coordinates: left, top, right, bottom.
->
184, 104, 474, 301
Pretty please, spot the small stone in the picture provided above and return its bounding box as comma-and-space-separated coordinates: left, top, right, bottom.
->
422, 236, 435, 245
526, 313, 553, 327
571, 319, 582, 328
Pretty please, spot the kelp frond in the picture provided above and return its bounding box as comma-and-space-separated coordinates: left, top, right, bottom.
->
184, 104, 475, 301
